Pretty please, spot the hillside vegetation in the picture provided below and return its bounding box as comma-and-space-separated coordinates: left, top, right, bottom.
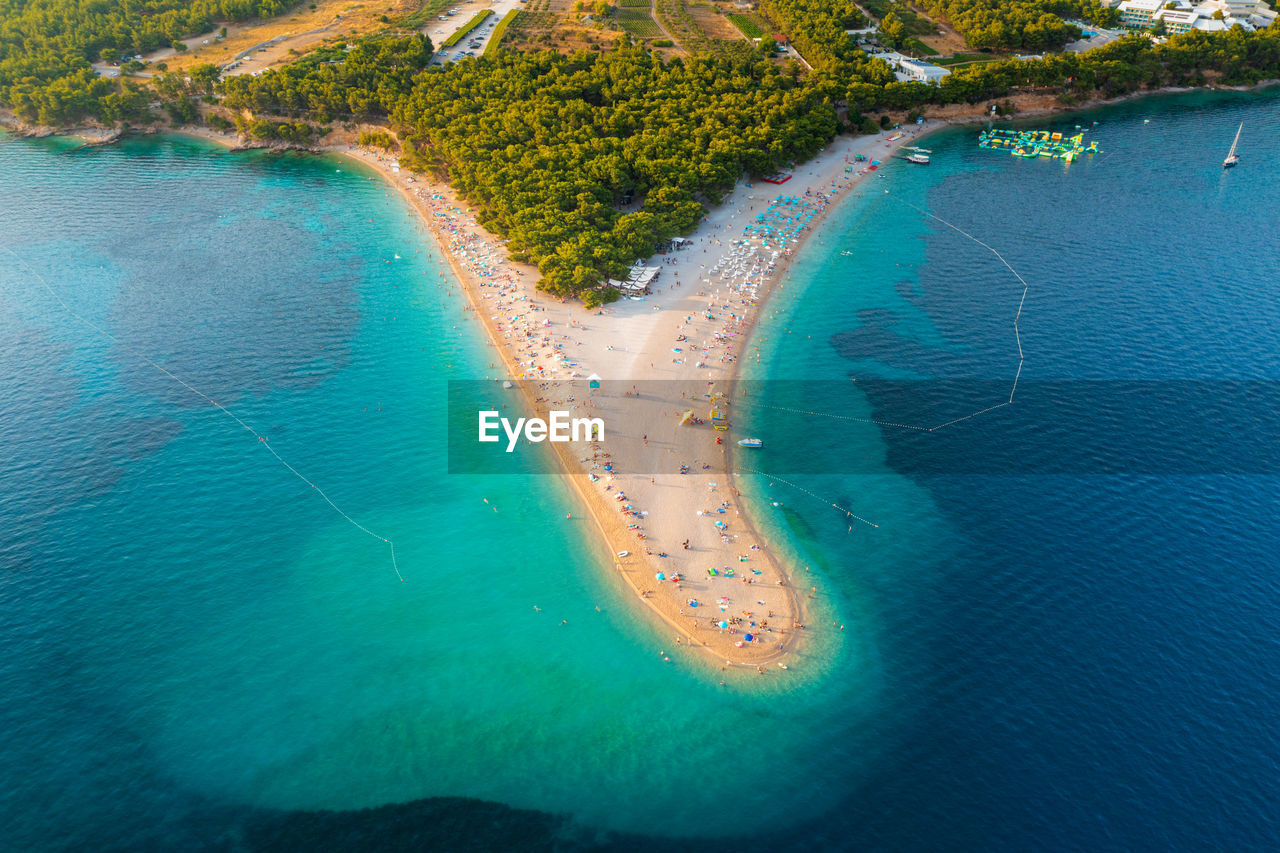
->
0, 0, 288, 123
8, 0, 1280, 303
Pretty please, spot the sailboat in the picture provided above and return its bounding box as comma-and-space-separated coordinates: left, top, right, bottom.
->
1223, 122, 1242, 169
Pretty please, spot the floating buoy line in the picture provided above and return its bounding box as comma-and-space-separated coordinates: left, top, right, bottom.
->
5, 247, 405, 583
743, 190, 1029, 434
736, 188, 1034, 523
886, 191, 1028, 412
737, 468, 879, 529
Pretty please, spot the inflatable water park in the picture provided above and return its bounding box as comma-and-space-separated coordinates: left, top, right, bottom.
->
979, 128, 1099, 161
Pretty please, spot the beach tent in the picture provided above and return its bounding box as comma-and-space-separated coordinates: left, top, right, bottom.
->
587, 373, 601, 389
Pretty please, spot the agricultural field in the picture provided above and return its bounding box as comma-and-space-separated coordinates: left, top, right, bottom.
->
654, 0, 750, 56
501, 0, 557, 47
617, 8, 664, 38
153, 0, 419, 74
726, 12, 765, 39
687, 1, 743, 42
500, 0, 622, 52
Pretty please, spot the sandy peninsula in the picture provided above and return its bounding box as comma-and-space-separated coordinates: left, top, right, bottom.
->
183, 118, 932, 675
330, 123, 937, 675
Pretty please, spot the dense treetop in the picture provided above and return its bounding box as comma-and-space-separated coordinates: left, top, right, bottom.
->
915, 0, 1119, 50
397, 49, 837, 298
220, 33, 436, 117
758, 0, 870, 73
0, 0, 286, 123
225, 43, 839, 300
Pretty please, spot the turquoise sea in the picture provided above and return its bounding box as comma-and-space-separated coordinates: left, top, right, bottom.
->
3, 87, 1280, 850
0, 133, 877, 849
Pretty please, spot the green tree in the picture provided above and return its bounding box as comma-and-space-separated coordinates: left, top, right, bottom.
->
880, 12, 908, 48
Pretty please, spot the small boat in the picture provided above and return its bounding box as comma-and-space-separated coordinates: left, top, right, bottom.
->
906, 153, 930, 165
616, 550, 630, 558
737, 438, 763, 448
1223, 122, 1242, 168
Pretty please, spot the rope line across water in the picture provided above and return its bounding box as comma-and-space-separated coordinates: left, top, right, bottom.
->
5, 247, 404, 582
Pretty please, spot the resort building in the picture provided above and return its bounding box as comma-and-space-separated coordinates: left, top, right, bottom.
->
1115, 0, 1276, 31
875, 52, 952, 83
1118, 0, 1163, 28
898, 59, 950, 83
1158, 8, 1202, 32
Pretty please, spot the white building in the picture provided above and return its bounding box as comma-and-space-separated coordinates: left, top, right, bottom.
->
1116, 0, 1276, 31
1117, 0, 1163, 28
899, 59, 950, 83
876, 52, 951, 83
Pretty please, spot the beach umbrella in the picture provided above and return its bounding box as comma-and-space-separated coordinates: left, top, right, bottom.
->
743, 633, 754, 642
656, 572, 665, 581
718, 621, 729, 629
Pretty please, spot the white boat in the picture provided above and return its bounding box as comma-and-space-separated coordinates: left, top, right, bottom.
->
1224, 122, 1242, 168
906, 153, 930, 165
737, 438, 763, 448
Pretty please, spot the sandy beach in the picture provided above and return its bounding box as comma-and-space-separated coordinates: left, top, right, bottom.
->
308, 122, 938, 677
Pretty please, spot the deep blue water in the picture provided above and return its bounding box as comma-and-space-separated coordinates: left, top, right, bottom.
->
3, 87, 1280, 852
740, 88, 1280, 851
